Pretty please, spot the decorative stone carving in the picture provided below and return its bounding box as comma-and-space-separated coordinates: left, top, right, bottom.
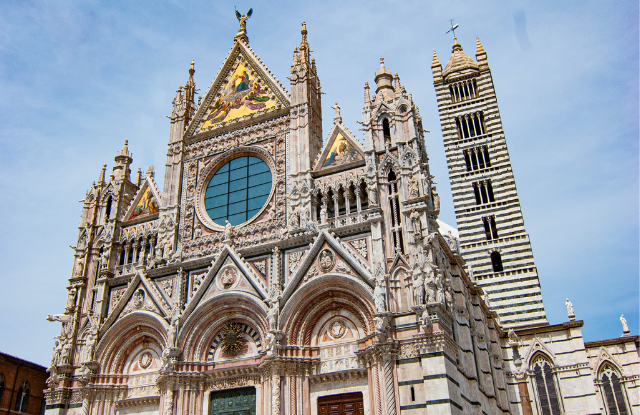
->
347, 238, 368, 259
288, 250, 305, 274
139, 352, 152, 369
373, 279, 387, 312
133, 289, 145, 309
318, 249, 335, 273
220, 323, 247, 356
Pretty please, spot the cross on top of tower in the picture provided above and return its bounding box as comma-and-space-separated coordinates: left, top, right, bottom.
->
446, 19, 459, 39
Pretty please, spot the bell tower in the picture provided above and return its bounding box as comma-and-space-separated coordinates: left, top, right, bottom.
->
432, 37, 547, 328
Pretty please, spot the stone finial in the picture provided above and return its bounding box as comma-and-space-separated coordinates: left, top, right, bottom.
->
136, 168, 142, 186
394, 73, 401, 92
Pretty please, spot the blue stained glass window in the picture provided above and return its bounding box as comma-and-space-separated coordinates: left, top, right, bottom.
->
205, 156, 272, 226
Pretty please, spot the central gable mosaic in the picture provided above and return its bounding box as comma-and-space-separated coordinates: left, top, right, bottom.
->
198, 61, 277, 132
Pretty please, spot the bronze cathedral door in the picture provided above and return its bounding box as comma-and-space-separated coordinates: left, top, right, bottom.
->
318, 392, 364, 415
209, 387, 256, 415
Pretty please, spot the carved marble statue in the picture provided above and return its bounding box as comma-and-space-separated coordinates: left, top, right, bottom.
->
167, 319, 178, 347
565, 298, 575, 317
412, 269, 424, 306
74, 258, 84, 277
621, 314, 629, 333
267, 299, 279, 330
373, 279, 386, 312
419, 308, 432, 334
431, 186, 440, 215
407, 176, 419, 198
65, 288, 77, 311
224, 220, 233, 241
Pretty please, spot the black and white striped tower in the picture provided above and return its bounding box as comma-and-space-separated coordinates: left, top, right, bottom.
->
432, 36, 548, 328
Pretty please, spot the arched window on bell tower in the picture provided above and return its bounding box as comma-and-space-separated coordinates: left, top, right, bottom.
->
490, 251, 503, 272
387, 170, 403, 254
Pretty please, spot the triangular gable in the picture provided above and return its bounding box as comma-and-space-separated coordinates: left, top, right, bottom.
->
389, 253, 411, 274
314, 124, 365, 171
521, 336, 556, 366
593, 347, 624, 375
181, 244, 269, 322
187, 41, 290, 136
124, 177, 161, 222
281, 230, 373, 304
378, 150, 400, 176
101, 272, 170, 334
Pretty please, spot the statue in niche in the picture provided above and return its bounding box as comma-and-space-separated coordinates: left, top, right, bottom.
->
373, 279, 387, 312
410, 209, 421, 235
100, 249, 109, 269
65, 288, 77, 312
74, 258, 84, 277
565, 298, 575, 317
289, 208, 300, 229
267, 299, 279, 330
167, 319, 178, 348
412, 268, 424, 306
435, 271, 445, 304
431, 186, 440, 215
367, 181, 378, 206
320, 204, 328, 224
407, 176, 419, 198
419, 308, 432, 334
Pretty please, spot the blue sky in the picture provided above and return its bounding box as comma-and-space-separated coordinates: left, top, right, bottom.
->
0, 0, 637, 366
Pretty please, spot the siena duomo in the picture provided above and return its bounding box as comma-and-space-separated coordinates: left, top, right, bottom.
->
44, 14, 638, 415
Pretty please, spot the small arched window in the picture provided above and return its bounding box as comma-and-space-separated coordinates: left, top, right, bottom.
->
410, 386, 415, 401
600, 365, 629, 415
490, 251, 503, 272
14, 381, 29, 412
531, 357, 561, 415
382, 118, 391, 145
104, 195, 112, 221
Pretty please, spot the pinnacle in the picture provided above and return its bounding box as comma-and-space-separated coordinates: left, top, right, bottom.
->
432, 49, 441, 68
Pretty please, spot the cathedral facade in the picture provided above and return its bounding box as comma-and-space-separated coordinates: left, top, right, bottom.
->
44, 18, 638, 415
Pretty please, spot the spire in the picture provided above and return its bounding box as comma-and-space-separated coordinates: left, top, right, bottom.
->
298, 21, 310, 62
476, 36, 488, 69
364, 82, 371, 105
136, 168, 142, 186
442, 38, 479, 79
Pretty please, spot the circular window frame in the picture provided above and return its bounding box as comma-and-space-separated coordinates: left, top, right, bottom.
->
195, 146, 276, 231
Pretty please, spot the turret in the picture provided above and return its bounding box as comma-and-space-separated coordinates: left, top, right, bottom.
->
163, 61, 196, 209
110, 140, 132, 182
374, 57, 395, 102
288, 22, 322, 175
